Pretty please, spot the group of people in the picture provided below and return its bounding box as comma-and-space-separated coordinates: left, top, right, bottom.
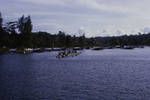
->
56, 49, 78, 58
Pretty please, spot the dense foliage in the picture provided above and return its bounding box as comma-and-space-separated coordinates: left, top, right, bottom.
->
0, 12, 150, 48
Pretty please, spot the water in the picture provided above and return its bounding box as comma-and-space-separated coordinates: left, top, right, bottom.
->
0, 47, 150, 100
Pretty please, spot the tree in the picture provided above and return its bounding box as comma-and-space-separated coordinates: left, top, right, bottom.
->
18, 15, 32, 34
65, 35, 72, 47
18, 15, 33, 47
0, 12, 3, 32
57, 31, 66, 47
5, 21, 18, 34
0, 12, 4, 34
78, 34, 85, 48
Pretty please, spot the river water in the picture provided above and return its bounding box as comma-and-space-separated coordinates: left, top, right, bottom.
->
0, 47, 150, 100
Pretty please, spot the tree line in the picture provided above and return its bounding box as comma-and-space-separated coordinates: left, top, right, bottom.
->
0, 12, 150, 49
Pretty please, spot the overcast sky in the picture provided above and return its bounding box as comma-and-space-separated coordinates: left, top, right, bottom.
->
1, 0, 150, 37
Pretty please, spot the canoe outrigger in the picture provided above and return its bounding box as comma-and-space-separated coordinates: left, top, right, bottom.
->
56, 49, 81, 59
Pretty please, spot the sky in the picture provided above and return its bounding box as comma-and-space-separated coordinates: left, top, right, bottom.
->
1, 0, 150, 37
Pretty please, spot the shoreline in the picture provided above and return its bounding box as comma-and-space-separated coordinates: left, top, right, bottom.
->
0, 45, 147, 54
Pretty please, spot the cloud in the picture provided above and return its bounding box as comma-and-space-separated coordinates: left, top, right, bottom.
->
143, 27, 150, 34
1, 0, 150, 36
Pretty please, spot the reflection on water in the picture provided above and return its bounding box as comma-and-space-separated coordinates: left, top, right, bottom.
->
0, 48, 150, 100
